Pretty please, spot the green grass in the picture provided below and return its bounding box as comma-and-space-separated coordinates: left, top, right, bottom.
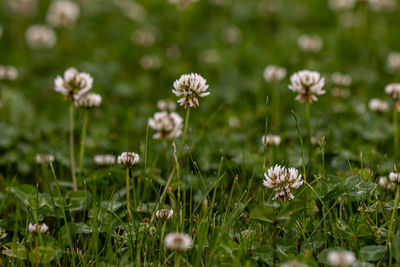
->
1, 0, 400, 266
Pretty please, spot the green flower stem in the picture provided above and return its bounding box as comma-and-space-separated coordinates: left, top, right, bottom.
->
394, 105, 398, 159
387, 185, 400, 265
178, 108, 190, 158
35, 235, 39, 267
305, 101, 312, 177
78, 109, 88, 181
69, 102, 78, 192
126, 168, 133, 222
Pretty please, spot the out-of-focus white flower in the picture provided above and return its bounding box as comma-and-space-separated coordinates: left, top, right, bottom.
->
54, 68, 93, 100
369, 99, 389, 113
387, 52, 400, 73
261, 134, 281, 146
280, 261, 308, 267
47, 0, 80, 28
338, 12, 359, 28
0, 66, 18, 81
131, 29, 157, 47
28, 223, 49, 234
25, 25, 57, 50
155, 209, 174, 220
36, 154, 55, 165
385, 83, 400, 101
94, 154, 115, 166
140, 55, 162, 70
157, 100, 176, 111
222, 26, 242, 45
297, 35, 323, 53
228, 116, 240, 128
118, 152, 140, 167
263, 165, 303, 201
379, 176, 395, 190
368, 0, 397, 11
149, 111, 183, 139
329, 0, 356, 11
198, 49, 220, 65
164, 233, 192, 251
263, 65, 287, 83
331, 72, 352, 87
288, 70, 325, 103
115, 0, 146, 22
389, 172, 400, 184
327, 250, 356, 267
311, 135, 325, 146
331, 88, 350, 98
74, 93, 102, 108
168, 0, 199, 8
9, 0, 37, 16
172, 73, 210, 108
166, 44, 181, 60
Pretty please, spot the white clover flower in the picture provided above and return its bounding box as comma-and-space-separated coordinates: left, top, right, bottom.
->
331, 72, 352, 87
331, 88, 350, 98
157, 99, 176, 111
164, 232, 192, 251
297, 35, 323, 53
94, 154, 116, 166
168, 0, 199, 8
47, 0, 80, 28
140, 55, 162, 70
198, 49, 220, 65
118, 152, 140, 168
387, 52, 400, 73
35, 154, 55, 165
131, 29, 157, 47
0, 66, 18, 81
263, 165, 303, 201
54, 68, 93, 100
222, 26, 242, 45
155, 209, 174, 220
74, 93, 102, 108
148, 111, 183, 139
28, 223, 49, 234
369, 99, 389, 113
280, 261, 308, 267
368, 0, 397, 11
115, 0, 147, 22
261, 134, 281, 146
327, 250, 356, 267
9, 0, 37, 16
328, 0, 357, 11
172, 73, 210, 108
288, 70, 325, 103
385, 83, 400, 101
389, 172, 400, 184
379, 176, 395, 190
25, 25, 57, 50
263, 65, 287, 83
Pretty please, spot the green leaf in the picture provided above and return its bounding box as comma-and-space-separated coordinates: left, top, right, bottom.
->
358, 245, 386, 262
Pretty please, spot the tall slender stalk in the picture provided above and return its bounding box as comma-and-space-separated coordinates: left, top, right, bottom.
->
69, 103, 78, 192
305, 101, 312, 176
126, 168, 133, 222
35, 235, 39, 267
263, 97, 270, 172
272, 221, 278, 267
178, 108, 190, 158
394, 105, 398, 159
387, 185, 400, 265
78, 110, 88, 180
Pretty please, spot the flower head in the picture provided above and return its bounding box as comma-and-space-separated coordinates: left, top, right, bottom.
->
387, 52, 400, 73
74, 93, 102, 108
263, 65, 286, 83
288, 70, 325, 103
36, 154, 55, 165
385, 83, 400, 101
297, 35, 323, 53
149, 111, 183, 139
379, 176, 395, 190
368, 0, 397, 12
118, 152, 140, 168
94, 154, 115, 166
369, 99, 389, 113
155, 209, 174, 220
261, 134, 281, 146
280, 261, 308, 267
389, 172, 400, 184
331, 72, 352, 87
54, 68, 93, 100
25, 25, 57, 50
328, 0, 356, 11
157, 99, 176, 111
9, 0, 37, 16
263, 165, 303, 201
0, 66, 18, 81
327, 250, 356, 267
172, 73, 210, 108
164, 232, 192, 251
47, 0, 80, 28
28, 223, 49, 234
